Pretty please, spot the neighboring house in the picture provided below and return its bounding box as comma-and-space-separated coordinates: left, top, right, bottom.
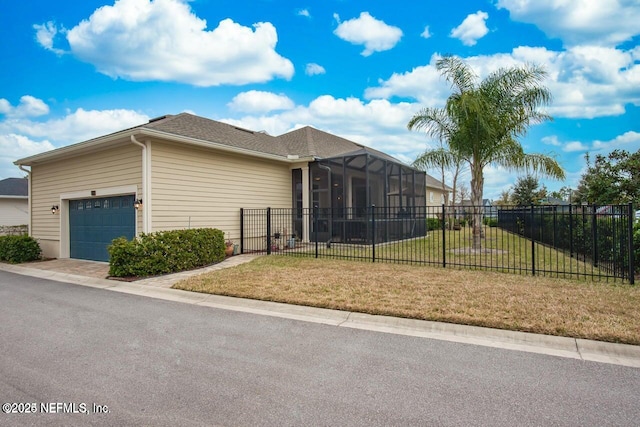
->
425, 175, 453, 207
15, 113, 433, 261
0, 177, 28, 226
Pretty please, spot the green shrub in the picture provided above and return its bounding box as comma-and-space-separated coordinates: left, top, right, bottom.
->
426, 218, 441, 230
483, 217, 498, 227
108, 228, 226, 277
0, 235, 41, 263
458, 219, 467, 227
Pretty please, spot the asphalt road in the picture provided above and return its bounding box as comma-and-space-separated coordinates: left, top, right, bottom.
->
1, 270, 639, 427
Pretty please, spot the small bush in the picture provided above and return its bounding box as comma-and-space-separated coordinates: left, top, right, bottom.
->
0, 235, 41, 263
426, 218, 441, 230
458, 219, 467, 227
483, 218, 498, 227
108, 228, 226, 277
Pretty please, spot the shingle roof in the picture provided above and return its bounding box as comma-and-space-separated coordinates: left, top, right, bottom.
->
425, 174, 453, 191
144, 115, 406, 163
145, 113, 289, 156
0, 177, 28, 196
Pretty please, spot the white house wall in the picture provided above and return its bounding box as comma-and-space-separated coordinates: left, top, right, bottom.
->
0, 198, 28, 226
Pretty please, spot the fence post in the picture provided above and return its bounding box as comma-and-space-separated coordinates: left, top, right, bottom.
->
313, 204, 319, 258
569, 205, 574, 258
592, 205, 598, 267
442, 204, 446, 268
371, 205, 376, 263
628, 202, 635, 285
266, 207, 271, 256
240, 208, 244, 254
531, 205, 536, 276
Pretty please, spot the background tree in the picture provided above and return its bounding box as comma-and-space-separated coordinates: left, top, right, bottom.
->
456, 183, 471, 204
549, 186, 573, 202
511, 175, 547, 206
408, 56, 565, 248
493, 189, 512, 206
574, 150, 640, 205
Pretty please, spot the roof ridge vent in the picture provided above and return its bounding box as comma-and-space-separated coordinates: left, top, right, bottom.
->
148, 115, 172, 123
234, 126, 255, 134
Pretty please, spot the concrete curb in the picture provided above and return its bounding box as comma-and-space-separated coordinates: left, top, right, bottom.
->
1, 262, 639, 368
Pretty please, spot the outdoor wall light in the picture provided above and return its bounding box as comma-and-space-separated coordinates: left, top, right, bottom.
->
134, 199, 143, 210
51, 205, 59, 215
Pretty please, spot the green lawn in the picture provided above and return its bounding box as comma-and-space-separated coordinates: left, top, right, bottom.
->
281, 226, 611, 281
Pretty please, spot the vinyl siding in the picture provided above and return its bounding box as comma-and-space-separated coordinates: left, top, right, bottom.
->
30, 144, 142, 257
151, 140, 291, 241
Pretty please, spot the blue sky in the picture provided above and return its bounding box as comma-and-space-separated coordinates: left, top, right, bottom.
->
1, 0, 639, 200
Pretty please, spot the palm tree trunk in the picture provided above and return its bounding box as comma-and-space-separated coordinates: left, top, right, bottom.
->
470, 166, 484, 250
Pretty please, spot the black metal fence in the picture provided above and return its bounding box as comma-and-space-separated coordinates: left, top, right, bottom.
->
240, 204, 636, 283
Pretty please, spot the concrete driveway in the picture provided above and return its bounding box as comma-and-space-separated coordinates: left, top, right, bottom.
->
17, 254, 260, 287
24, 258, 110, 278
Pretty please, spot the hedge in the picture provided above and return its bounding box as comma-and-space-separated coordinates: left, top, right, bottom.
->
108, 228, 226, 277
0, 235, 41, 263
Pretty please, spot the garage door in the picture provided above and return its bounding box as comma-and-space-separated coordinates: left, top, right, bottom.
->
69, 195, 136, 262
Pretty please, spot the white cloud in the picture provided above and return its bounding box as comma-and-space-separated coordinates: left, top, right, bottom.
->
497, 0, 640, 47
365, 46, 640, 119
297, 9, 310, 18
228, 91, 295, 113
333, 12, 403, 56
563, 141, 589, 152
0, 102, 149, 178
541, 135, 562, 146
450, 11, 489, 46
421, 26, 432, 39
364, 54, 459, 106
1, 107, 149, 144
0, 134, 56, 178
592, 131, 640, 151
0, 96, 50, 118
305, 63, 326, 76
37, 0, 293, 86
33, 21, 66, 55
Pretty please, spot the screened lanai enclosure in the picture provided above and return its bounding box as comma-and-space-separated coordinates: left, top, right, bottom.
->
292, 150, 428, 244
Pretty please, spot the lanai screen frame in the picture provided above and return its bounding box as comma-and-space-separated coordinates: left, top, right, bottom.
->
307, 150, 427, 244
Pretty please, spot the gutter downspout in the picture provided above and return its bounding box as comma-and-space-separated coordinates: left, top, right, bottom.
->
17, 164, 31, 235
130, 135, 149, 234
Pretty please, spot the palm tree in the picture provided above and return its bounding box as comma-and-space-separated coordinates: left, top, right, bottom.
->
408, 56, 565, 249
408, 107, 465, 224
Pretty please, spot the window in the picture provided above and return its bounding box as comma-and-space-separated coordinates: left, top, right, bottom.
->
429, 191, 434, 203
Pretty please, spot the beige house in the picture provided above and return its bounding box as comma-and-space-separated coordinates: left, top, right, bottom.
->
15, 113, 434, 261
425, 174, 453, 207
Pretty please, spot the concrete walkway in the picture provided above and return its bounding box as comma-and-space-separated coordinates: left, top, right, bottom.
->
19, 254, 261, 287
1, 257, 639, 368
